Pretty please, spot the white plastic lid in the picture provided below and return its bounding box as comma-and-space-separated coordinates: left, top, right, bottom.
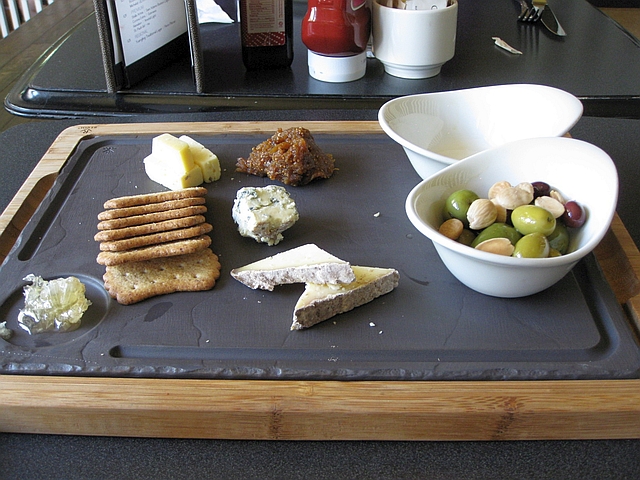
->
307, 51, 367, 83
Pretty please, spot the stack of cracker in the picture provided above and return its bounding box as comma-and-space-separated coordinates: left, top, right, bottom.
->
95, 187, 221, 305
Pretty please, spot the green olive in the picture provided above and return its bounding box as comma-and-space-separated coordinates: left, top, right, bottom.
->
511, 205, 556, 236
444, 190, 479, 226
471, 222, 522, 248
457, 229, 477, 246
513, 232, 550, 258
547, 222, 570, 255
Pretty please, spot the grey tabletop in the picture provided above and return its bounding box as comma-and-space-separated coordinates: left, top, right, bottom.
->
1, 433, 639, 479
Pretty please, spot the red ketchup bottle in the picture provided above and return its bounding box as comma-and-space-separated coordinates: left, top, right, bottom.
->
302, 0, 371, 82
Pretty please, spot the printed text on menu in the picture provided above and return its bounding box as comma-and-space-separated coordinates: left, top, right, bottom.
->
115, 0, 187, 65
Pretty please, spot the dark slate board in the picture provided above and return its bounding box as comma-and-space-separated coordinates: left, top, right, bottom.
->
1, 131, 639, 380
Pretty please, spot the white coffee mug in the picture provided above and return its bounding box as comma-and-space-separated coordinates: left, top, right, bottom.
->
372, 0, 458, 79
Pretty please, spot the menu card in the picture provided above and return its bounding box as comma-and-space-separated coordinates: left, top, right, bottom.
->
93, 0, 204, 92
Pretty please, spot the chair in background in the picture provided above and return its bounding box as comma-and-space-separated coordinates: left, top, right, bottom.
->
1, 0, 55, 38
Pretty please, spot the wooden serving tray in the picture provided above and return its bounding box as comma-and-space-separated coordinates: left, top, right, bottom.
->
1, 121, 640, 440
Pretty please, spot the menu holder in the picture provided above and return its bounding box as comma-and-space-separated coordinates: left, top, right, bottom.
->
93, 0, 204, 93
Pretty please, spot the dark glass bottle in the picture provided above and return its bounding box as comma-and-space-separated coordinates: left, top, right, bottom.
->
239, 0, 294, 70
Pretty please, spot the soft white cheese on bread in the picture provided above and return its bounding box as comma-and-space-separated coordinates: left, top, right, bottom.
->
291, 266, 400, 330
231, 243, 356, 291
232, 185, 299, 246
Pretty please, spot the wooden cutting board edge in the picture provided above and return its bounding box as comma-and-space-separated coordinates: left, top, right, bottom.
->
1, 121, 640, 441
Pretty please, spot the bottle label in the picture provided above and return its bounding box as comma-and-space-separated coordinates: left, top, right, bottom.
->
241, 0, 286, 47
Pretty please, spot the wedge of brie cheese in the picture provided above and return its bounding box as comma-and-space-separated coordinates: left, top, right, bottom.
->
232, 186, 299, 246
179, 135, 221, 183
231, 243, 356, 291
291, 266, 400, 330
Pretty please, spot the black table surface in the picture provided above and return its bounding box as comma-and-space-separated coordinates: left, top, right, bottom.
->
6, 0, 640, 118
1, 433, 639, 479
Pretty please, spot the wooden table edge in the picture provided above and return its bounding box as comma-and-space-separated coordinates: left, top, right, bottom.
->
1, 122, 640, 440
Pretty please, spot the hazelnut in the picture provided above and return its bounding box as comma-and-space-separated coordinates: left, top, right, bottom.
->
494, 186, 533, 210
488, 181, 512, 200
467, 199, 497, 230
439, 218, 464, 240
491, 199, 508, 223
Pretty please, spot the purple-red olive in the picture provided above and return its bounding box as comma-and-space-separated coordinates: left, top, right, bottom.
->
562, 201, 586, 228
532, 181, 551, 199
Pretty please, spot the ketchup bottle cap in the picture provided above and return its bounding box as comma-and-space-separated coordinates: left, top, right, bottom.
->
307, 51, 367, 83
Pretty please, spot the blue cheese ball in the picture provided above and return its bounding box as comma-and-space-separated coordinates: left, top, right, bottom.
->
232, 186, 299, 246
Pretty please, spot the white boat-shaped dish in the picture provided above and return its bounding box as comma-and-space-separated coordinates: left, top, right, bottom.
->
379, 84, 584, 179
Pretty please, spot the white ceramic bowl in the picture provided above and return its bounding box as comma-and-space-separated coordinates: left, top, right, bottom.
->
405, 137, 618, 298
379, 84, 584, 179
372, 0, 458, 80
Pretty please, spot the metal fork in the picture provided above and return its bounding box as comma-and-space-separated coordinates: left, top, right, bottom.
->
517, 0, 541, 22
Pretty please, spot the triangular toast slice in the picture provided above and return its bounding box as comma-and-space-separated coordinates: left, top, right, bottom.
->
291, 266, 400, 330
230, 244, 356, 291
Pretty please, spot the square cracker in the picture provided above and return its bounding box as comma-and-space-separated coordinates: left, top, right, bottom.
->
103, 249, 221, 305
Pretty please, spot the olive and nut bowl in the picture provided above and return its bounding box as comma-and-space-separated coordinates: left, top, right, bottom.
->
405, 137, 618, 298
379, 84, 584, 179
